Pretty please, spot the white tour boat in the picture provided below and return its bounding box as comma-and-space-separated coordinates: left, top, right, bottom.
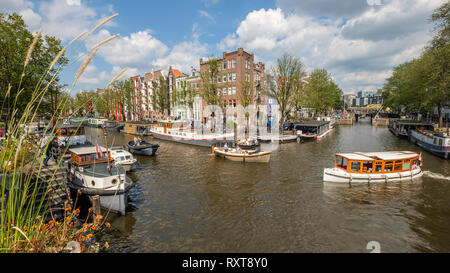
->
323, 151, 423, 184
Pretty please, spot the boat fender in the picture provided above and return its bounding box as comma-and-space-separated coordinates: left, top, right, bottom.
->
384, 175, 388, 183
349, 174, 352, 186
368, 174, 371, 184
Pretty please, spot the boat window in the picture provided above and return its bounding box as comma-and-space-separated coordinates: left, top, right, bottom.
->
69, 129, 76, 135
403, 160, 410, 170
384, 161, 393, 172
351, 161, 361, 172
434, 138, 437, 144
439, 139, 443, 146
125, 155, 131, 160
394, 160, 403, 171
336, 156, 348, 170
60, 129, 67, 135
375, 164, 382, 172
362, 161, 373, 173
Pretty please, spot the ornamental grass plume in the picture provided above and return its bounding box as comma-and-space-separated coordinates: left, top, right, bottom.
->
1, 13, 119, 253
90, 33, 120, 51
24, 30, 42, 68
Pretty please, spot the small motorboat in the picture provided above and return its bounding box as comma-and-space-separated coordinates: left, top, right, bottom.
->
323, 151, 423, 184
127, 141, 159, 156
237, 139, 260, 150
109, 146, 137, 171
212, 146, 271, 163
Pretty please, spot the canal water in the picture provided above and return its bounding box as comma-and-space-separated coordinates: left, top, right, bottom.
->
86, 117, 450, 253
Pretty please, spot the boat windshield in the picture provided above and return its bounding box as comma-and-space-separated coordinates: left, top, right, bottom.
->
335, 156, 348, 170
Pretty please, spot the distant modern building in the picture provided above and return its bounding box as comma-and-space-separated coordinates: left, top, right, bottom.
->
352, 90, 382, 107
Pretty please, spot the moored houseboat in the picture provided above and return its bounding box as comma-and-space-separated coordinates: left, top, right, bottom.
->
388, 119, 433, 138
124, 121, 154, 136
102, 120, 124, 131
409, 128, 450, 159
87, 117, 108, 128
149, 120, 234, 147
294, 120, 332, 141
323, 151, 423, 183
54, 123, 91, 148
67, 146, 133, 215
257, 134, 298, 143
212, 146, 271, 163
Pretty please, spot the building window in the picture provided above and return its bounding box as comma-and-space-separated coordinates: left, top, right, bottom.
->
245, 60, 250, 69
232, 72, 236, 81
223, 75, 227, 82
228, 60, 231, 69
217, 76, 221, 83
232, 86, 236, 94
228, 72, 232, 81
218, 88, 221, 96
223, 61, 226, 70
232, 59, 236, 68
228, 87, 232, 95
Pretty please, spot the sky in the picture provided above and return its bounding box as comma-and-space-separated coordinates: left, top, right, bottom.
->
0, 0, 446, 95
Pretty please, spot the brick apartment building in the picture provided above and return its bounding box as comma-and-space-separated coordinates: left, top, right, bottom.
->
122, 48, 265, 122
199, 47, 265, 123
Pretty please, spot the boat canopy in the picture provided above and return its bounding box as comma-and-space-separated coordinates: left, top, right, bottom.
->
69, 146, 110, 166
334, 151, 420, 174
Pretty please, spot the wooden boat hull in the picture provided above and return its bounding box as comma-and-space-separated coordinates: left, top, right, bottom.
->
323, 167, 423, 183
213, 148, 271, 163
127, 141, 159, 156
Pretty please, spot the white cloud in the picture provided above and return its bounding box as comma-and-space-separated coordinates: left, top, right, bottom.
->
152, 40, 209, 72
219, 0, 444, 92
199, 10, 214, 21
85, 29, 169, 69
19, 8, 42, 31
0, 0, 34, 12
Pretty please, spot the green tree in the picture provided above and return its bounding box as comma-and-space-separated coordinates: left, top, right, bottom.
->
381, 2, 449, 126
0, 13, 67, 118
303, 69, 342, 115
152, 76, 170, 118
265, 53, 307, 133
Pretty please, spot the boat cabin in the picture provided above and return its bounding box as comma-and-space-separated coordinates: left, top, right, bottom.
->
88, 117, 108, 127
55, 124, 85, 137
154, 120, 186, 134
389, 120, 433, 138
69, 146, 111, 166
124, 121, 154, 135
334, 151, 420, 174
294, 120, 330, 136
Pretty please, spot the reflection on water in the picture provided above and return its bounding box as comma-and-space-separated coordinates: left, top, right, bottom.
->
87, 118, 450, 252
